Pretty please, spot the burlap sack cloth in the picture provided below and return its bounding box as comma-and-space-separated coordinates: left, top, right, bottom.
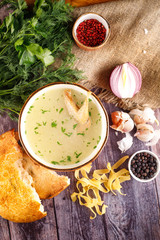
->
0, 0, 159, 110
71, 0, 160, 110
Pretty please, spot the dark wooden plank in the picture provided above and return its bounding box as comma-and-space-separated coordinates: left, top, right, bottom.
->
8, 199, 58, 240
151, 109, 160, 214
0, 112, 18, 135
1, 105, 160, 240
0, 219, 11, 240
101, 103, 160, 240
54, 102, 160, 240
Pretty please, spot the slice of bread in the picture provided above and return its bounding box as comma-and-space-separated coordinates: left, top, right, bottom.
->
0, 130, 70, 222
22, 153, 70, 199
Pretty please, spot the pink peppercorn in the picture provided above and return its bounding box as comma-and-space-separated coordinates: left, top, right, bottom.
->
76, 19, 106, 47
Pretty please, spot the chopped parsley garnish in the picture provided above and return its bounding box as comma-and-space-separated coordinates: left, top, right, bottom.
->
61, 127, 66, 133
57, 141, 62, 145
51, 161, 59, 165
25, 130, 27, 134
67, 156, 71, 162
89, 111, 91, 117
89, 98, 92, 102
36, 122, 42, 126
74, 152, 82, 158
34, 127, 38, 130
65, 132, 73, 137
60, 160, 65, 163
61, 127, 72, 137
43, 121, 47, 126
75, 160, 80, 163
51, 121, 57, 128
27, 105, 34, 114
59, 108, 64, 113
56, 109, 58, 112
49, 150, 51, 153
77, 132, 85, 136
73, 124, 78, 129
61, 121, 64, 124
41, 109, 50, 114
34, 131, 39, 134
93, 146, 97, 149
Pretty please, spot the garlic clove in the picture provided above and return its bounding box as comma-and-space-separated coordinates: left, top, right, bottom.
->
143, 107, 159, 125
110, 62, 142, 99
134, 123, 154, 142
117, 132, 133, 153
110, 111, 134, 133
129, 107, 159, 125
146, 129, 160, 146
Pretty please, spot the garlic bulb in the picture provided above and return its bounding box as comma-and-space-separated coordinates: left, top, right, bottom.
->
129, 107, 159, 125
117, 132, 133, 153
134, 123, 154, 142
110, 62, 142, 98
110, 111, 134, 133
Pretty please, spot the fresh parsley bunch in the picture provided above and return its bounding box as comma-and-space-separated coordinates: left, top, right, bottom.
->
0, 0, 82, 119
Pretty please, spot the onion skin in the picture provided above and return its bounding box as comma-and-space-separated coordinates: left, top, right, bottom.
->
110, 62, 142, 99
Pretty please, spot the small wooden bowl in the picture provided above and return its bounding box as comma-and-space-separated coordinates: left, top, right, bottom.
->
72, 12, 110, 51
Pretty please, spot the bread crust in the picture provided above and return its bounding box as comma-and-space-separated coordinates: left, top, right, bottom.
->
0, 130, 46, 222
23, 153, 70, 199
0, 129, 70, 222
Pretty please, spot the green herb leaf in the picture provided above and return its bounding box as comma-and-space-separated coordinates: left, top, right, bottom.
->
0, 0, 82, 120
73, 123, 78, 129
59, 108, 64, 113
51, 121, 57, 127
51, 161, 59, 165
74, 151, 82, 158
41, 109, 50, 114
77, 132, 85, 136
65, 132, 73, 137
61, 127, 66, 133
67, 156, 71, 161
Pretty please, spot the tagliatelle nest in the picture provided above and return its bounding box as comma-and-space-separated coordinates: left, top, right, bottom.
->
71, 156, 130, 219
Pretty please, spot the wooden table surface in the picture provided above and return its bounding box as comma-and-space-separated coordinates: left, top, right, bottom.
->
0, 102, 160, 240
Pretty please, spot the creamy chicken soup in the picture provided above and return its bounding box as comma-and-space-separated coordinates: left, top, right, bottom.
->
24, 88, 102, 166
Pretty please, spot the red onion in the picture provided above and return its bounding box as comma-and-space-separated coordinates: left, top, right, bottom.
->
110, 62, 142, 98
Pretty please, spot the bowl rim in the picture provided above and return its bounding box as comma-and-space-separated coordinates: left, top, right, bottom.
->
72, 12, 110, 50
18, 82, 109, 172
128, 149, 160, 183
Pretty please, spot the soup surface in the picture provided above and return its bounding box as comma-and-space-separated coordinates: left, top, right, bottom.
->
25, 88, 102, 165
